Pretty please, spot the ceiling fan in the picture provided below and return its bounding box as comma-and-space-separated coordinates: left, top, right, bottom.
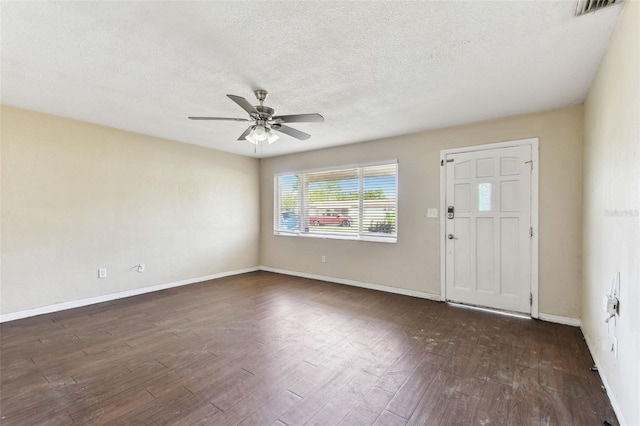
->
188, 90, 324, 145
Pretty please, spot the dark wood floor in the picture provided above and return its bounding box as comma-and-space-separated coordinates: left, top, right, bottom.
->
1, 271, 617, 425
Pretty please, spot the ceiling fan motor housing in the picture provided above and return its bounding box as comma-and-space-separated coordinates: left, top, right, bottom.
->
254, 105, 275, 120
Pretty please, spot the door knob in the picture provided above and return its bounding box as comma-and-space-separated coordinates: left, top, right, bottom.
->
448, 234, 457, 240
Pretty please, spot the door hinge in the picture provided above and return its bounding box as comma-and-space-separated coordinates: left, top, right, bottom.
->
530, 293, 533, 305
525, 160, 533, 172
529, 227, 533, 238
441, 158, 454, 166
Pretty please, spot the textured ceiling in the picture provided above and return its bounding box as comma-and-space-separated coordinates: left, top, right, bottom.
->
1, 1, 622, 158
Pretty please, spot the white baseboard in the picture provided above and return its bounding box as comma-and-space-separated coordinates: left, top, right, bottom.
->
259, 266, 442, 302
2, 266, 583, 333
259, 267, 587, 327
261, 267, 588, 326
538, 312, 581, 327
0, 267, 259, 323
581, 327, 626, 426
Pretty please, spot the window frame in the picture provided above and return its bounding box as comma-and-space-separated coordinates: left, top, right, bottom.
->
273, 160, 398, 243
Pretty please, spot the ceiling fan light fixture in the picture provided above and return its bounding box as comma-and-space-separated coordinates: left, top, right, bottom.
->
245, 124, 279, 145
252, 125, 267, 141
245, 134, 258, 145
245, 127, 258, 144
245, 125, 266, 144
267, 131, 279, 144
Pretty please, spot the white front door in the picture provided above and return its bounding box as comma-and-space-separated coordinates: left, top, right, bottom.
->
444, 144, 532, 314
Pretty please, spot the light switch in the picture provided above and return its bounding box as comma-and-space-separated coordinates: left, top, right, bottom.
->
427, 208, 438, 218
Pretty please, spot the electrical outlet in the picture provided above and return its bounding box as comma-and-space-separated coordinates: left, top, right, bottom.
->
603, 295, 618, 315
321, 255, 326, 263
98, 268, 107, 279
137, 264, 145, 273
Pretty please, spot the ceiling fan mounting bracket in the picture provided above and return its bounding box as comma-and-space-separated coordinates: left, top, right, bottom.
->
254, 89, 268, 103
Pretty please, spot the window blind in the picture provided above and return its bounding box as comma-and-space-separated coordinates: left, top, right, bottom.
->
274, 161, 398, 242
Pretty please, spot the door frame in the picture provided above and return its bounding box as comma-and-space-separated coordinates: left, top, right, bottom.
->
439, 138, 539, 318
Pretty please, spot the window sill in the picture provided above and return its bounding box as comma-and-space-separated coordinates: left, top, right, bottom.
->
273, 231, 397, 244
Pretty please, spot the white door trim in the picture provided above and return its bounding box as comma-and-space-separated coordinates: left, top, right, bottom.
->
439, 138, 539, 318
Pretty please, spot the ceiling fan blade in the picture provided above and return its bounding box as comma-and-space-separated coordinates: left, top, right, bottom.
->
272, 113, 324, 123
237, 126, 253, 141
227, 94, 258, 116
188, 116, 250, 121
272, 124, 311, 140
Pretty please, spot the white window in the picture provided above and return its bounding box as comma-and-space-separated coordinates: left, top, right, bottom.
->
274, 161, 398, 242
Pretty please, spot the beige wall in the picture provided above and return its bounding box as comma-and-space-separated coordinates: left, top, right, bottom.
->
260, 105, 583, 319
0, 106, 260, 315
582, 1, 639, 424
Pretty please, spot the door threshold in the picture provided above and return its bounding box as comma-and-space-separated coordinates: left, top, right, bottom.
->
447, 302, 531, 320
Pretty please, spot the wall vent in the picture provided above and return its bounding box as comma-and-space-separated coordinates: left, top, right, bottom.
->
576, 0, 621, 16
